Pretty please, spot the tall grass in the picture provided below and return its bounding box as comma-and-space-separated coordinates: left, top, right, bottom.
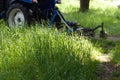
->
0, 0, 120, 79
0, 22, 99, 80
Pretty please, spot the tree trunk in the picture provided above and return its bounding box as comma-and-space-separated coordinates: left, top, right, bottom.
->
80, 0, 90, 12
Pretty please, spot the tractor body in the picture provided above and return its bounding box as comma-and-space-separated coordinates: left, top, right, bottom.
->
0, 0, 58, 26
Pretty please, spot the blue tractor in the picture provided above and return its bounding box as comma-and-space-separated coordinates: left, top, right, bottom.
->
0, 0, 61, 27
0, 0, 107, 37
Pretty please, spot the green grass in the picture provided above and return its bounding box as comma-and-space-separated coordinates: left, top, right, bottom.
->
111, 41, 120, 64
110, 42, 120, 79
59, 0, 120, 79
58, 0, 120, 36
0, 22, 100, 80
0, 0, 120, 80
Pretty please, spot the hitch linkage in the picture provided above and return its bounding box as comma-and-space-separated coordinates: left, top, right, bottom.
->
73, 23, 107, 38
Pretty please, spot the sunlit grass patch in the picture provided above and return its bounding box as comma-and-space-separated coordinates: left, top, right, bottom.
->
0, 24, 100, 80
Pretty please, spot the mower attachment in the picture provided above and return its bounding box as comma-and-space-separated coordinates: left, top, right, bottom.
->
51, 8, 107, 38
76, 23, 107, 38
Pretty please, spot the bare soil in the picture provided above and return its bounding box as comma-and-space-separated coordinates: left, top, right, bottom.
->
97, 62, 120, 80
107, 36, 120, 41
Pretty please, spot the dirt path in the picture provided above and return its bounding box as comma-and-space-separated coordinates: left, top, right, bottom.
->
107, 36, 120, 41
96, 53, 120, 80
96, 36, 120, 80
97, 62, 120, 80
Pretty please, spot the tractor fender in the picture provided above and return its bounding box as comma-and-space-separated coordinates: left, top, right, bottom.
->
7, 0, 36, 11
9, 0, 33, 6
9, 0, 16, 6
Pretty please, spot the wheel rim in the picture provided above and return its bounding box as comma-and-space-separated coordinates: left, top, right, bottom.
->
8, 8, 25, 27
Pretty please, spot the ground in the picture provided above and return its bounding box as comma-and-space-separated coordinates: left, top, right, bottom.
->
96, 36, 120, 80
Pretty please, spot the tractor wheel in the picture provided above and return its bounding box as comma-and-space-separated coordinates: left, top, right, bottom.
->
6, 3, 30, 27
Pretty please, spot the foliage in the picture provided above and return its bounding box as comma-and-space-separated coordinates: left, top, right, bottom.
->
111, 41, 120, 64
0, 0, 120, 80
0, 22, 99, 80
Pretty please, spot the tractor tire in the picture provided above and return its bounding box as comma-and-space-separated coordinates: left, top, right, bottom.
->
6, 3, 30, 27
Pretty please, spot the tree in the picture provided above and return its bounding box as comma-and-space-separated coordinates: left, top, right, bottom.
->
80, 0, 90, 12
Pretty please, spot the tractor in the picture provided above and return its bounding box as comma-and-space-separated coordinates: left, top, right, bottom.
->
0, 0, 107, 37
0, 0, 61, 27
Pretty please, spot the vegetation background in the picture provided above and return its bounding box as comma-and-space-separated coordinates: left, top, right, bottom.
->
0, 0, 120, 80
